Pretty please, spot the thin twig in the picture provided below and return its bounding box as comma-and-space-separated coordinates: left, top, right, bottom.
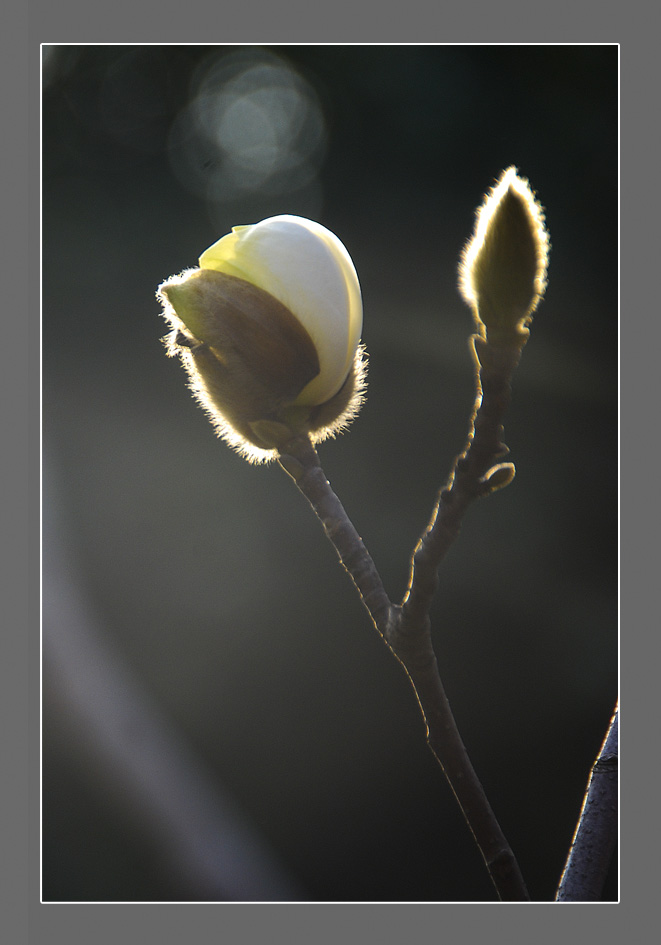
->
278, 332, 531, 902
278, 435, 393, 638
401, 336, 522, 629
556, 703, 619, 901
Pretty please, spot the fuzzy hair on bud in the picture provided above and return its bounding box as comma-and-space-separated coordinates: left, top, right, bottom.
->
459, 167, 549, 339
157, 216, 367, 463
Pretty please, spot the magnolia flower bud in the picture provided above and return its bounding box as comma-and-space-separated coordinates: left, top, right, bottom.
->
459, 167, 549, 341
157, 215, 366, 462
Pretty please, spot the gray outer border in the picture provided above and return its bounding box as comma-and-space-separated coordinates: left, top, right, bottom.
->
7, 1, 30, 942
23, 2, 648, 942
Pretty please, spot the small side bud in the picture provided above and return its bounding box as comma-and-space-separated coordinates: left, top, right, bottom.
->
479, 463, 516, 495
459, 167, 549, 341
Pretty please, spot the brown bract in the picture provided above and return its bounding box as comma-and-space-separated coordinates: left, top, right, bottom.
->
159, 268, 321, 449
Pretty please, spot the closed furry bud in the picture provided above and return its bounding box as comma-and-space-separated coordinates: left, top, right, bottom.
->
459, 167, 549, 341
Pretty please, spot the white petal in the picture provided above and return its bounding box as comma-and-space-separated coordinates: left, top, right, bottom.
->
203, 215, 362, 404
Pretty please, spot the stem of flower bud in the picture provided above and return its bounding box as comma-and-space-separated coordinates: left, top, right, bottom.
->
277, 430, 529, 901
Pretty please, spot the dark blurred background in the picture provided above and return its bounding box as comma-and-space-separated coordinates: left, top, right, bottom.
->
42, 44, 618, 902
